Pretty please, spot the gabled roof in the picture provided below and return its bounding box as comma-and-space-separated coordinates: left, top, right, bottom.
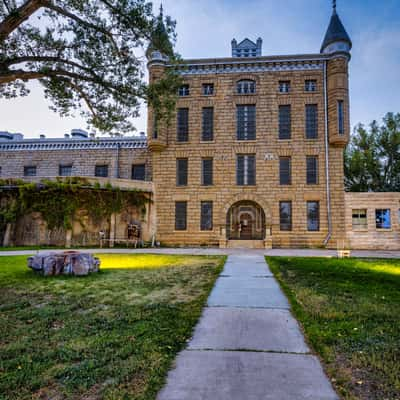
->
320, 10, 352, 53
236, 38, 257, 49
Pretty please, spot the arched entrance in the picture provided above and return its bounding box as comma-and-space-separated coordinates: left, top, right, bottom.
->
226, 201, 266, 240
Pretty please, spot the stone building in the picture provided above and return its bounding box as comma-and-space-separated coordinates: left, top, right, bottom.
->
1, 4, 399, 250
147, 3, 352, 249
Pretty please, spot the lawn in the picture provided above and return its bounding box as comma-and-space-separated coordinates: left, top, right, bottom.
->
0, 254, 225, 400
267, 257, 400, 400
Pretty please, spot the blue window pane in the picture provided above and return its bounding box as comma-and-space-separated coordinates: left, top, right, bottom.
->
376, 209, 391, 229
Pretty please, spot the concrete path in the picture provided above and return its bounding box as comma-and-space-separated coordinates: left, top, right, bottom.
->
1, 247, 400, 259
157, 254, 338, 400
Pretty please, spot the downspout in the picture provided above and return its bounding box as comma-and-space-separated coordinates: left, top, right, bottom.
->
323, 60, 332, 246
115, 143, 120, 179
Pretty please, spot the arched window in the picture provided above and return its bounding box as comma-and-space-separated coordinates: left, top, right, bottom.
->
236, 80, 256, 94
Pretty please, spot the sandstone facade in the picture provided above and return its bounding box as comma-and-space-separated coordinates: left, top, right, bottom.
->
345, 192, 400, 250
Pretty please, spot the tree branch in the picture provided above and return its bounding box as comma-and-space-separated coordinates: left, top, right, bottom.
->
0, 0, 46, 42
43, 2, 120, 54
61, 77, 98, 119
3, 55, 95, 74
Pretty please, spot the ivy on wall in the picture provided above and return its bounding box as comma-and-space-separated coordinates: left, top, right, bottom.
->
0, 177, 150, 231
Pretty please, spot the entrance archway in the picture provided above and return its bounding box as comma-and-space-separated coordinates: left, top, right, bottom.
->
226, 201, 266, 240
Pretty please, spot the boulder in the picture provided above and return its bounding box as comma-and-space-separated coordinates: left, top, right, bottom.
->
28, 251, 100, 276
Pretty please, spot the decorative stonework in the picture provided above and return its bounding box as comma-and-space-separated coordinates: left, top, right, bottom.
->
175, 60, 325, 76
0, 138, 147, 152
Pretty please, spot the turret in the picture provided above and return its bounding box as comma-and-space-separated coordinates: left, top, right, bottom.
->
147, 5, 173, 152
323, 1, 351, 147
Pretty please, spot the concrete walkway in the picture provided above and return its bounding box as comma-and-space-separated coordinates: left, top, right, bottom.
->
157, 254, 338, 400
1, 247, 400, 258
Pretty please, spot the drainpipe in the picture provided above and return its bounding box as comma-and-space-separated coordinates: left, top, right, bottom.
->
115, 143, 120, 179
323, 61, 332, 246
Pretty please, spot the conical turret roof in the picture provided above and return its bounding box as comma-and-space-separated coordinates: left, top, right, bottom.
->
320, 7, 352, 53
146, 5, 173, 58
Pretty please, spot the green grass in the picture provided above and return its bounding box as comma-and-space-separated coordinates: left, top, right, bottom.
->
267, 257, 400, 400
0, 254, 225, 400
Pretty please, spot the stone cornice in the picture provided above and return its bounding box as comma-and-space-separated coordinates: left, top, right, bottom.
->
0, 138, 147, 152
170, 54, 329, 76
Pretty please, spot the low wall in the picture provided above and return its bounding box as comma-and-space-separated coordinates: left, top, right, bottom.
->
345, 192, 400, 250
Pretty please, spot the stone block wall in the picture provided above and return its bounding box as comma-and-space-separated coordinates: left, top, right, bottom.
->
0, 144, 151, 181
149, 57, 349, 248
345, 192, 400, 250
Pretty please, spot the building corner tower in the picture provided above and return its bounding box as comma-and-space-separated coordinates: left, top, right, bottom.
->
321, 0, 352, 248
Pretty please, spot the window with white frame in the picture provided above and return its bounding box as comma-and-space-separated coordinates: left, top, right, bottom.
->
202, 83, 214, 96
236, 154, 256, 185
178, 85, 190, 97
237, 105, 256, 140
305, 80, 317, 92
236, 80, 256, 94
376, 209, 391, 229
279, 81, 291, 93
352, 209, 367, 230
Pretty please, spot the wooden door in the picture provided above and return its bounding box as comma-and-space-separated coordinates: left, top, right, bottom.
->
239, 213, 253, 239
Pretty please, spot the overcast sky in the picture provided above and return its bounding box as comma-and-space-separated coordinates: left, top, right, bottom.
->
1, 0, 399, 139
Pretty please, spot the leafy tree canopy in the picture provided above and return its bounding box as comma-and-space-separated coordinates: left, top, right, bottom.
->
0, 0, 181, 134
345, 112, 400, 192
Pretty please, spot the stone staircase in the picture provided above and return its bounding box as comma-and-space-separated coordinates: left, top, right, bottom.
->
226, 240, 266, 249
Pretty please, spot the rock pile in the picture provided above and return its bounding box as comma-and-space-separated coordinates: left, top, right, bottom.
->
28, 251, 100, 276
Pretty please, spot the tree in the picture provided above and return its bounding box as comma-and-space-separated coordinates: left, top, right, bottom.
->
345, 112, 400, 192
0, 0, 181, 134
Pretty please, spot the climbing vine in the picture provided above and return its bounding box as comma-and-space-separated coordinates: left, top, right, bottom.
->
0, 177, 150, 231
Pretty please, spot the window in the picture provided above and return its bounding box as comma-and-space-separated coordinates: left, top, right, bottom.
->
95, 165, 108, 177
202, 158, 213, 186
306, 156, 318, 185
352, 209, 367, 230
306, 104, 318, 139
178, 84, 190, 96
338, 100, 344, 135
237, 105, 256, 140
279, 157, 291, 185
279, 105, 291, 139
176, 158, 188, 186
202, 107, 214, 141
132, 164, 146, 180
305, 80, 317, 92
152, 115, 158, 139
237, 80, 256, 94
175, 201, 187, 231
376, 209, 391, 229
279, 81, 291, 93
177, 108, 189, 142
236, 154, 256, 185
202, 83, 214, 96
59, 164, 72, 176
200, 201, 213, 231
24, 166, 37, 177
307, 201, 320, 231
280, 201, 292, 231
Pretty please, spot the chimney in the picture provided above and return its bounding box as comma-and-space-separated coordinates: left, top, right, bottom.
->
64, 134, 70, 139
40, 134, 46, 139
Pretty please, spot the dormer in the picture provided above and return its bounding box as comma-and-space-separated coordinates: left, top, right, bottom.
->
231, 38, 262, 58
